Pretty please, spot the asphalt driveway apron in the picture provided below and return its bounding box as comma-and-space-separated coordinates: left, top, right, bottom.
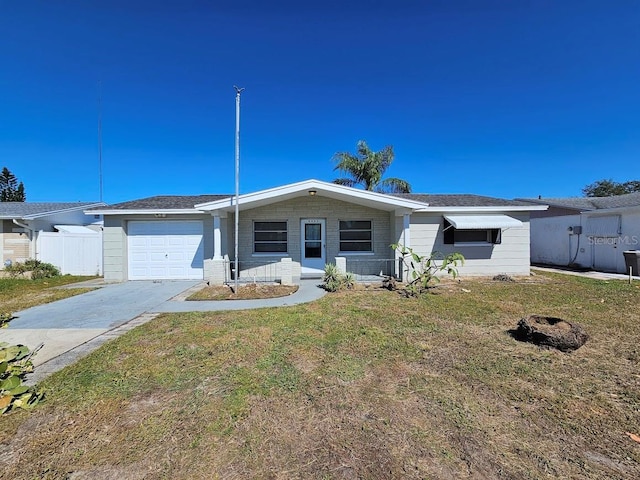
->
0, 281, 200, 367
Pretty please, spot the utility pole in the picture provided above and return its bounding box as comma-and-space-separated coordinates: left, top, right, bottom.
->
233, 86, 244, 293
97, 80, 104, 202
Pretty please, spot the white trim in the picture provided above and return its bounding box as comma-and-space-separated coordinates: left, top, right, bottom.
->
443, 214, 523, 229
338, 252, 375, 256
251, 253, 290, 258
454, 242, 494, 247
421, 206, 546, 213
196, 179, 428, 212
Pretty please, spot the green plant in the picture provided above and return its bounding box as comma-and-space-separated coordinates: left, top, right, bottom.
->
392, 243, 464, 296
0, 341, 44, 414
5, 259, 60, 279
322, 264, 356, 292
0, 312, 15, 328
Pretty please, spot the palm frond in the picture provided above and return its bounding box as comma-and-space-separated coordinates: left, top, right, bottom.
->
375, 177, 412, 194
333, 178, 357, 188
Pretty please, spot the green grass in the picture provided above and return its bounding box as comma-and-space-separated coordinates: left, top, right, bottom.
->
1, 272, 639, 479
0, 276, 97, 313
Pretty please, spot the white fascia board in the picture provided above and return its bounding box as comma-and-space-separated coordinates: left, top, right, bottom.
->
416, 205, 548, 213
20, 203, 105, 219
86, 208, 204, 215
195, 178, 428, 211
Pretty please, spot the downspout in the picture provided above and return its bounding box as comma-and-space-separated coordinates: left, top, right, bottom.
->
12, 219, 36, 260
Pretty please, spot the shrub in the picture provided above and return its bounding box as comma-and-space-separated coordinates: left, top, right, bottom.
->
322, 264, 356, 292
5, 260, 60, 280
0, 311, 45, 414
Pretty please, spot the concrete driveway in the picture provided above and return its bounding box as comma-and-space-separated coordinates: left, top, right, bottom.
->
0, 281, 199, 367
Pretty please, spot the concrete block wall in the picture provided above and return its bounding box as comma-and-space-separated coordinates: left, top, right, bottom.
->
231, 196, 394, 276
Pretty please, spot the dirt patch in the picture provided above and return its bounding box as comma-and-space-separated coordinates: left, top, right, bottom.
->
187, 283, 298, 301
511, 314, 589, 352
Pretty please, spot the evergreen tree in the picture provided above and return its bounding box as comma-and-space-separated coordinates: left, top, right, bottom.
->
0, 167, 26, 202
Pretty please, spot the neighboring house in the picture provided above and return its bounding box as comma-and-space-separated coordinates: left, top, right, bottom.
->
0, 202, 104, 275
89, 179, 545, 284
519, 192, 640, 273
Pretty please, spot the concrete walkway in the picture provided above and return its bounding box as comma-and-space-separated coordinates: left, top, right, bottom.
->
1, 279, 327, 383
532, 266, 640, 281
151, 279, 327, 312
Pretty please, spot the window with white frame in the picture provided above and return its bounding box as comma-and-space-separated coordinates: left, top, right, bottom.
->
254, 221, 288, 253
339, 220, 373, 252
443, 220, 501, 245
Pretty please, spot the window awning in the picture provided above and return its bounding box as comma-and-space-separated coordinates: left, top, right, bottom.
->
54, 225, 99, 234
443, 215, 522, 230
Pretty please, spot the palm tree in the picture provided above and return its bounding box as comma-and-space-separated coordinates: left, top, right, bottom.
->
332, 140, 411, 194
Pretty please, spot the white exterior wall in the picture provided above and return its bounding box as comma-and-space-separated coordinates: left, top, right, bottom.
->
530, 208, 640, 273
530, 214, 582, 266
408, 212, 532, 276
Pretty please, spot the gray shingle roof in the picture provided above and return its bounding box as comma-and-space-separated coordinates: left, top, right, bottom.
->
97, 192, 533, 211
97, 195, 230, 210
395, 193, 533, 207
518, 192, 640, 211
0, 202, 103, 219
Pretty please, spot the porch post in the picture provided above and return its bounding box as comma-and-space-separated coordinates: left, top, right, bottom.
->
213, 213, 222, 259
403, 213, 411, 248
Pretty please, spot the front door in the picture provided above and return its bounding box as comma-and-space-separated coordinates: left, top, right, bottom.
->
301, 219, 326, 277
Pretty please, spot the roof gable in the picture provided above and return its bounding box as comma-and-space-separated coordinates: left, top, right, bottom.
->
195, 179, 428, 213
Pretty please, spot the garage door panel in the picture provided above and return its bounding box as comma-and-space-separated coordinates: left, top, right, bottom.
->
128, 221, 204, 280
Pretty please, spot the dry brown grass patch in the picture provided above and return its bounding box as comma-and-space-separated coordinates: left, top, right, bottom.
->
187, 283, 298, 300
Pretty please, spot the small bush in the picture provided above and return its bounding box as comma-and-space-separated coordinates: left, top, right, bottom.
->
0, 313, 45, 414
5, 260, 60, 280
322, 264, 356, 292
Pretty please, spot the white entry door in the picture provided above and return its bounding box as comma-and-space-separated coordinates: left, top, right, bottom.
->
128, 221, 204, 280
300, 219, 326, 277
592, 236, 619, 273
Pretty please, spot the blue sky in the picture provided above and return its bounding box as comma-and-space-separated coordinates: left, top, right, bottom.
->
1, 1, 639, 203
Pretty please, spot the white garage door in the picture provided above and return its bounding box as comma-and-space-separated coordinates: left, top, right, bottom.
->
128, 221, 204, 280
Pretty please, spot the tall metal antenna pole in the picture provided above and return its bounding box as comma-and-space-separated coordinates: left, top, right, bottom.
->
233, 86, 244, 293
97, 80, 104, 202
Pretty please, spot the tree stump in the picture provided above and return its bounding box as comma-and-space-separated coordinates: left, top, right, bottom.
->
512, 315, 589, 352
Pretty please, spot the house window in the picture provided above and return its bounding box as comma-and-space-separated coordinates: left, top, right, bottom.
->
254, 221, 288, 253
339, 220, 373, 252
443, 220, 501, 245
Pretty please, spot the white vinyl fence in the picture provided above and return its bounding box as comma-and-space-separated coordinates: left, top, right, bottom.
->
37, 231, 103, 276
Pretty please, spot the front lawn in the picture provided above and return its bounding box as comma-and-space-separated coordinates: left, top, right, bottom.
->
1, 272, 639, 479
0, 276, 96, 313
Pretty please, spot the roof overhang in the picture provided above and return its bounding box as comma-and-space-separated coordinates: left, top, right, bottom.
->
87, 208, 203, 215
418, 205, 547, 213
444, 214, 523, 229
195, 179, 428, 213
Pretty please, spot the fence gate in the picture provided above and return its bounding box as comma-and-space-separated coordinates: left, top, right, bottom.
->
37, 230, 103, 276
